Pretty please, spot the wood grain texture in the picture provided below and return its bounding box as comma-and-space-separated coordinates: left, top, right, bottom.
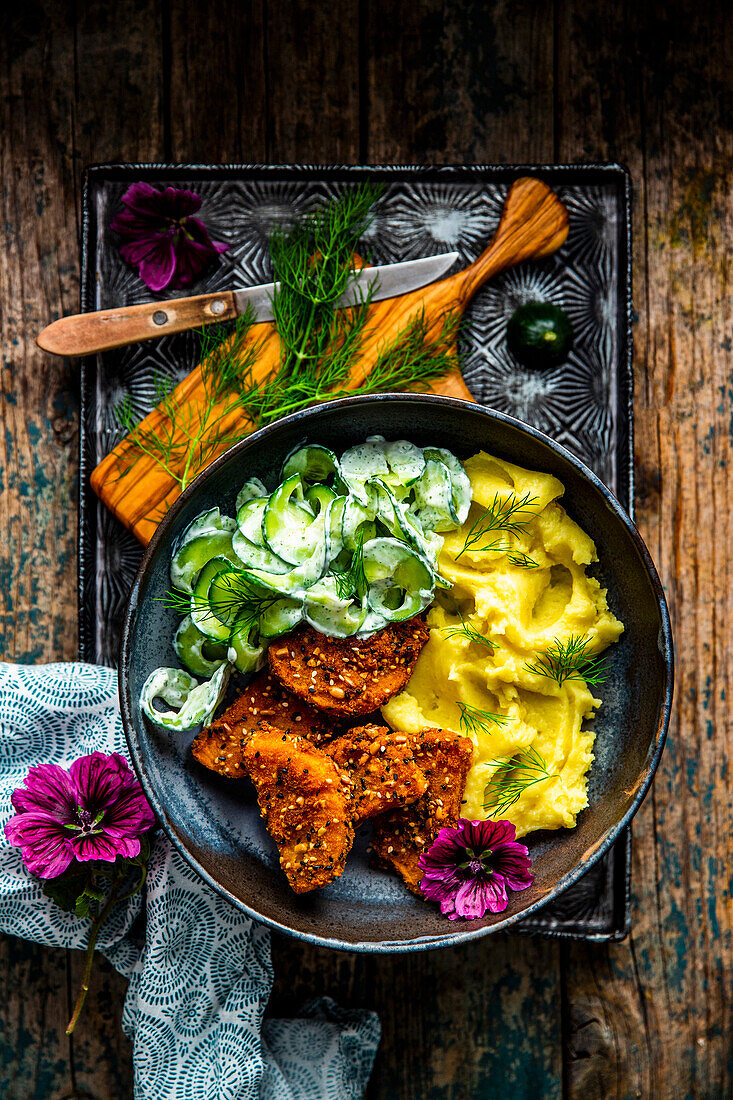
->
555, 3, 733, 1098
3, 0, 731, 1097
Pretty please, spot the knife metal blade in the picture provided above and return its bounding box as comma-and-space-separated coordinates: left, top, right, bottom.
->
36, 251, 460, 357
231, 251, 460, 322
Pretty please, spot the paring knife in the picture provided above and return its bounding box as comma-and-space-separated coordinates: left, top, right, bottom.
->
36, 252, 460, 358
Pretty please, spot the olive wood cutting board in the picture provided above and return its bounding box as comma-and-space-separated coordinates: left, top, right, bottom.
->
90, 176, 568, 544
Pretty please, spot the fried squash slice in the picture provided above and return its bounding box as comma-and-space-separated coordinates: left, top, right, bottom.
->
324, 725, 428, 823
371, 727, 473, 894
191, 668, 335, 778
243, 724, 355, 894
267, 618, 430, 717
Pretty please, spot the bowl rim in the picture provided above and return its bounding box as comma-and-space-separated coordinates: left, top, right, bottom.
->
119, 393, 674, 952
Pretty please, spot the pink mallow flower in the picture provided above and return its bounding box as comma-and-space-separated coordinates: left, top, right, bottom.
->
5, 752, 155, 879
419, 818, 534, 920
111, 181, 229, 293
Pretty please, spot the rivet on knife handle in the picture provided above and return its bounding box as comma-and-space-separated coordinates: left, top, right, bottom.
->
36, 292, 239, 357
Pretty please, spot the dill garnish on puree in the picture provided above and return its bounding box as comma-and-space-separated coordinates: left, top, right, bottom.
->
381, 451, 624, 837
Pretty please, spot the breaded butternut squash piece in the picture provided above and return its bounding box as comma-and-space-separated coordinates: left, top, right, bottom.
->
324, 725, 428, 823
267, 618, 430, 717
243, 724, 355, 894
191, 669, 335, 778
371, 728, 473, 895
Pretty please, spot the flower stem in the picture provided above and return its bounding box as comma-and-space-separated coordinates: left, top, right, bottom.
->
65, 883, 119, 1035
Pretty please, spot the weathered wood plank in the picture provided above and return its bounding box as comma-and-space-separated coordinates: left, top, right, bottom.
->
168, 0, 268, 162
1, 7, 85, 1095
556, 2, 733, 1097
364, 0, 555, 163
264, 0, 361, 162
268, 932, 563, 1100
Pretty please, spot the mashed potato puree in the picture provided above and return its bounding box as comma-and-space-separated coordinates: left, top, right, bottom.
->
382, 451, 624, 837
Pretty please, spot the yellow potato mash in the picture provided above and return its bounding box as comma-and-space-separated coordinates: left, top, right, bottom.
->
381, 451, 624, 838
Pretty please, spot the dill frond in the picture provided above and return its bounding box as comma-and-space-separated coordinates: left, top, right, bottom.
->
483, 745, 552, 817
523, 634, 609, 686
158, 571, 279, 631
113, 185, 465, 496
457, 701, 507, 737
114, 308, 261, 492
333, 532, 367, 601
456, 491, 539, 560
445, 613, 498, 652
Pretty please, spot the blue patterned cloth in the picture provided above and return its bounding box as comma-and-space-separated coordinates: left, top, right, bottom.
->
0, 663, 380, 1099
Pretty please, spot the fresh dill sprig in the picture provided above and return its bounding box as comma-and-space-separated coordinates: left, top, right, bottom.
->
505, 550, 540, 569
271, 182, 381, 371
456, 491, 539, 561
333, 532, 368, 601
237, 306, 460, 428
523, 634, 609, 686
445, 613, 498, 652
115, 309, 261, 493
457, 701, 507, 737
115, 185, 464, 496
159, 572, 278, 630
483, 745, 552, 817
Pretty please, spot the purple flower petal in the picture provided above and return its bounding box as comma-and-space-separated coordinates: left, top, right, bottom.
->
70, 751, 127, 808
111, 183, 228, 292
118, 181, 201, 221
418, 817, 534, 921
136, 237, 179, 293
10, 763, 76, 820
454, 873, 508, 918
4, 812, 76, 878
72, 834, 122, 863
493, 849, 534, 892
6, 752, 155, 878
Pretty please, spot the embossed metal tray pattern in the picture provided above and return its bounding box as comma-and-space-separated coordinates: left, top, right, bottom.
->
79, 163, 633, 940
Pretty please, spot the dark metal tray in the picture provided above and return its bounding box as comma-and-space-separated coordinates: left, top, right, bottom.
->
79, 163, 633, 940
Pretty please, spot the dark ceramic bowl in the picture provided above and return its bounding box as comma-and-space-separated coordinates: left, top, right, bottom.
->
120, 394, 673, 951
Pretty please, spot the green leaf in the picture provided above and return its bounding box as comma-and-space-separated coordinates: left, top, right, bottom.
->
42, 869, 92, 914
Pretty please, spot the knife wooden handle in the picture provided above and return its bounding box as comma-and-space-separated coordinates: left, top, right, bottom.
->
36, 291, 239, 356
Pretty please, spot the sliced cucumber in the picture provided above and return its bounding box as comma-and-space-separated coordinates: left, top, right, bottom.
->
140, 663, 230, 731
245, 507, 328, 596
423, 447, 472, 525
173, 615, 228, 678
326, 495, 347, 563
357, 608, 390, 636
236, 497, 268, 544
338, 441, 390, 503
234, 499, 290, 571
303, 575, 367, 636
258, 596, 304, 638
262, 474, 321, 564
232, 529, 291, 573
385, 440, 426, 486
236, 476, 268, 512
227, 620, 265, 674
190, 557, 235, 641
411, 458, 459, 532
282, 443, 338, 484
208, 566, 256, 629
305, 483, 337, 515
174, 507, 237, 549
362, 536, 435, 622
342, 495, 377, 551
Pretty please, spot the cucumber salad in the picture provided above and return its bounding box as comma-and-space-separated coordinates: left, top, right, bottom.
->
141, 437, 471, 731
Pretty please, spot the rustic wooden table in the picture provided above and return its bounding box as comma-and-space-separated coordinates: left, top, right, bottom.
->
1, 1, 729, 1096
